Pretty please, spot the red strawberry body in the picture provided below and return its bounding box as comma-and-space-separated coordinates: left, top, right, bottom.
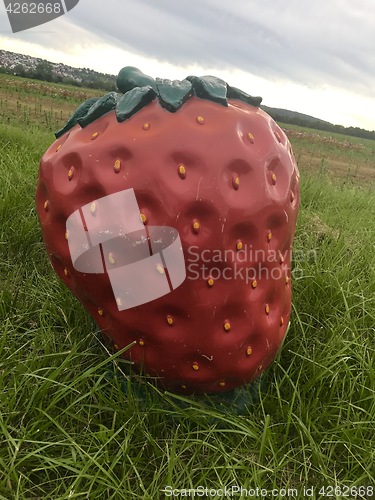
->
36, 70, 299, 394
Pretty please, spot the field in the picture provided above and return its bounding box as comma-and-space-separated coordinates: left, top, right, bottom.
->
0, 73, 374, 499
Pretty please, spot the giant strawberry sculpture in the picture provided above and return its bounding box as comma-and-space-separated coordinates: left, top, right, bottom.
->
36, 67, 300, 394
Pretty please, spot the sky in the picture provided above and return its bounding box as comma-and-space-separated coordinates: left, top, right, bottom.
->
1, 0, 375, 130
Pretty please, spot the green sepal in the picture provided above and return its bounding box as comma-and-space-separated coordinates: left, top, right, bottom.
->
155, 78, 193, 112
115, 86, 157, 122
186, 75, 228, 106
54, 97, 99, 138
117, 66, 157, 94
56, 68, 264, 133
227, 85, 262, 107
77, 92, 119, 128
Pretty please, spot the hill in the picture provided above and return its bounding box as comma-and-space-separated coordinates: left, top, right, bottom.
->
261, 106, 331, 127
261, 105, 375, 141
0, 49, 116, 90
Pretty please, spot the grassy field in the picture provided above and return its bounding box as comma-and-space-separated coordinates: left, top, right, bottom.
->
0, 74, 374, 499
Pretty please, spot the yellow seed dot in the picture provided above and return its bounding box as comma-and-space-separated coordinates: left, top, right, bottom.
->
98, 308, 104, 316
267, 231, 273, 242
114, 159, 121, 173
246, 346, 253, 356
65, 231, 69, 240
90, 202, 97, 214
236, 240, 243, 251
207, 278, 214, 287
181, 385, 187, 389
251, 280, 258, 289
192, 363, 199, 371
286, 276, 290, 285
91, 132, 99, 140
114, 344, 119, 350
56, 144, 62, 152
166, 315, 174, 326
247, 132, 255, 144
140, 213, 147, 224
63, 268, 69, 277
192, 219, 200, 233
290, 191, 295, 202
219, 381, 226, 387
224, 322, 231, 332
43, 200, 49, 211
258, 365, 263, 372
271, 172, 277, 184
280, 317, 284, 327
156, 264, 165, 274
138, 339, 145, 346
265, 304, 270, 315
280, 254, 285, 264
67, 167, 74, 180
196, 116, 205, 124
178, 165, 186, 178
143, 122, 150, 130
108, 253, 115, 265
233, 176, 240, 190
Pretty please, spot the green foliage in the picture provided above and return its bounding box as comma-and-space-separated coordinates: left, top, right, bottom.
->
33, 61, 54, 82
0, 80, 374, 498
0, 58, 117, 92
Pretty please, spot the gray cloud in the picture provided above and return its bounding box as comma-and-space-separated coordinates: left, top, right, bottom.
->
2, 0, 374, 99
59, 0, 375, 97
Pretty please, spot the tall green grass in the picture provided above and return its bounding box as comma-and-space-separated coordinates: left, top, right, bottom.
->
0, 120, 374, 499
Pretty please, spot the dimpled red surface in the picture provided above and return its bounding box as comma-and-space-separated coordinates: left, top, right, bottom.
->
36, 96, 300, 394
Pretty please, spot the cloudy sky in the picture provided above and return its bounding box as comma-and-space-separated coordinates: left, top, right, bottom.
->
1, 0, 374, 130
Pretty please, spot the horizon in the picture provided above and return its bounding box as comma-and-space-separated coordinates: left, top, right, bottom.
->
1, 0, 374, 131
1, 47, 373, 133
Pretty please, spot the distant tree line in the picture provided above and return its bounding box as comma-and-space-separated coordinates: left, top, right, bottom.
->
266, 112, 375, 141
1, 61, 116, 92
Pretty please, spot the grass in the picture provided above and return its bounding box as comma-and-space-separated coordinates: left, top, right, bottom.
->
0, 73, 101, 130
0, 75, 375, 499
281, 124, 375, 186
